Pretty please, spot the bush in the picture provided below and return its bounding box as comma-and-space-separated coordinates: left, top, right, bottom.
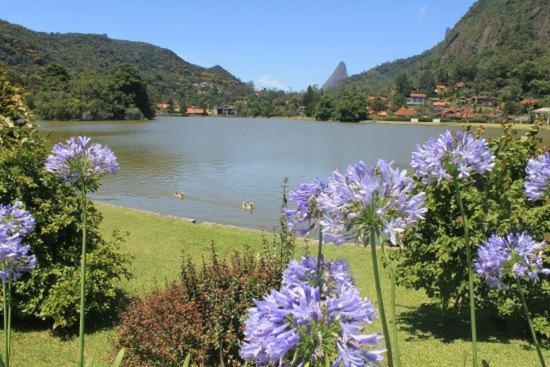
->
0, 68, 132, 329
396, 124, 550, 337
118, 240, 289, 367
124, 105, 144, 120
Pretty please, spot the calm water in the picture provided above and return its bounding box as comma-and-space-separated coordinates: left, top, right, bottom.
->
39, 117, 546, 230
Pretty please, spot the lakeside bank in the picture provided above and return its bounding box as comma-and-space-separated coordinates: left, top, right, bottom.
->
9, 203, 547, 366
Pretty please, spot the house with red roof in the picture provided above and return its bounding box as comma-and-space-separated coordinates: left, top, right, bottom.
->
186, 107, 207, 116
406, 93, 427, 106
434, 85, 447, 94
519, 98, 539, 106
394, 106, 417, 117
432, 100, 447, 112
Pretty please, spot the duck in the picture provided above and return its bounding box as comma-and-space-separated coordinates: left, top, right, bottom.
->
173, 192, 185, 200
241, 200, 254, 211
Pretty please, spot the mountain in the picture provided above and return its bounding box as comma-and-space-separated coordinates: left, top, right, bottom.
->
333, 0, 550, 101
321, 61, 348, 90
0, 19, 252, 106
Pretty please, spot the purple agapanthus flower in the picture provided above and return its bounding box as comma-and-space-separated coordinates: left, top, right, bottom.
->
0, 201, 36, 281
0, 200, 35, 236
474, 233, 549, 289
317, 160, 426, 245
524, 152, 549, 202
411, 130, 495, 183
45, 136, 119, 186
241, 257, 384, 366
283, 257, 355, 294
284, 178, 327, 235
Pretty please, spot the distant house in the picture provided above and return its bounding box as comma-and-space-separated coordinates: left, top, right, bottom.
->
486, 108, 502, 121
194, 82, 211, 92
434, 85, 447, 94
394, 106, 417, 117
432, 101, 447, 112
215, 105, 237, 116
443, 107, 476, 119
406, 93, 427, 106
254, 88, 262, 96
298, 105, 307, 117
186, 107, 208, 116
376, 111, 388, 117
534, 107, 550, 124
156, 103, 169, 110
472, 96, 497, 106
459, 108, 476, 119
519, 98, 539, 106
455, 81, 466, 89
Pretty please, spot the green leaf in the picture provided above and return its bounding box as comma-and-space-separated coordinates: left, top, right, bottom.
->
182, 353, 191, 367
112, 348, 125, 367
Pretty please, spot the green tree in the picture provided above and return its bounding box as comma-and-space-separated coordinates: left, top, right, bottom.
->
301, 85, 321, 117
395, 73, 412, 96
314, 94, 336, 121
418, 69, 435, 94
110, 64, 155, 119
333, 93, 368, 122
0, 68, 131, 329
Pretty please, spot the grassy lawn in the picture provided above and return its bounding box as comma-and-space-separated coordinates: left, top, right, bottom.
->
5, 203, 549, 366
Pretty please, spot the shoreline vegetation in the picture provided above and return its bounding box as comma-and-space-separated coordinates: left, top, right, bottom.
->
4, 203, 548, 366
42, 114, 550, 131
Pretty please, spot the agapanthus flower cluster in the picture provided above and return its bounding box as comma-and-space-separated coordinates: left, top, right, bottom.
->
282, 256, 355, 293
241, 257, 384, 366
318, 160, 426, 245
284, 178, 327, 235
474, 233, 549, 289
410, 130, 495, 183
45, 136, 119, 186
524, 152, 549, 202
0, 200, 36, 281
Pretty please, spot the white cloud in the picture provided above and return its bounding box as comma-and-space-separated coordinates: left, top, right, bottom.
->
256, 74, 286, 90
416, 5, 427, 19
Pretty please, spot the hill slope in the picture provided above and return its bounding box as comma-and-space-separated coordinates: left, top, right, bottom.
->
335, 0, 550, 100
0, 19, 252, 106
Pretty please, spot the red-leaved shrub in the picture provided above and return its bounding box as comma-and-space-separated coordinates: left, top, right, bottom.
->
117, 241, 290, 367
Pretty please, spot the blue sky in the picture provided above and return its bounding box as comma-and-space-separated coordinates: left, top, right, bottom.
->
2, 0, 476, 91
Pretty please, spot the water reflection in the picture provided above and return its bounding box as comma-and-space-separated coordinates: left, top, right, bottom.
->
39, 117, 548, 229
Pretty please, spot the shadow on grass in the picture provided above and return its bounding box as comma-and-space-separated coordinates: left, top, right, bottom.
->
11, 289, 133, 341
397, 302, 529, 345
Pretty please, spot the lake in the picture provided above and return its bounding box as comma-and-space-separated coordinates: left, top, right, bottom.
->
39, 117, 546, 230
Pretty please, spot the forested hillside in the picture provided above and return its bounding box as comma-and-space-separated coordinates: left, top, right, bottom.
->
333, 0, 550, 102
0, 20, 253, 120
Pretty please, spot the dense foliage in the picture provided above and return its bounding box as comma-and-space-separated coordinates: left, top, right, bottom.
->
117, 242, 288, 367
0, 68, 131, 328
334, 0, 550, 101
19, 62, 155, 121
313, 92, 368, 122
0, 20, 253, 112
396, 124, 550, 337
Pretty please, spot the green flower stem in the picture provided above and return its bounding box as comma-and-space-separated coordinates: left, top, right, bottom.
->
515, 279, 546, 367
2, 280, 8, 367
78, 180, 88, 367
6, 281, 10, 366
367, 230, 394, 367
453, 180, 478, 367
377, 232, 401, 367
316, 225, 323, 294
